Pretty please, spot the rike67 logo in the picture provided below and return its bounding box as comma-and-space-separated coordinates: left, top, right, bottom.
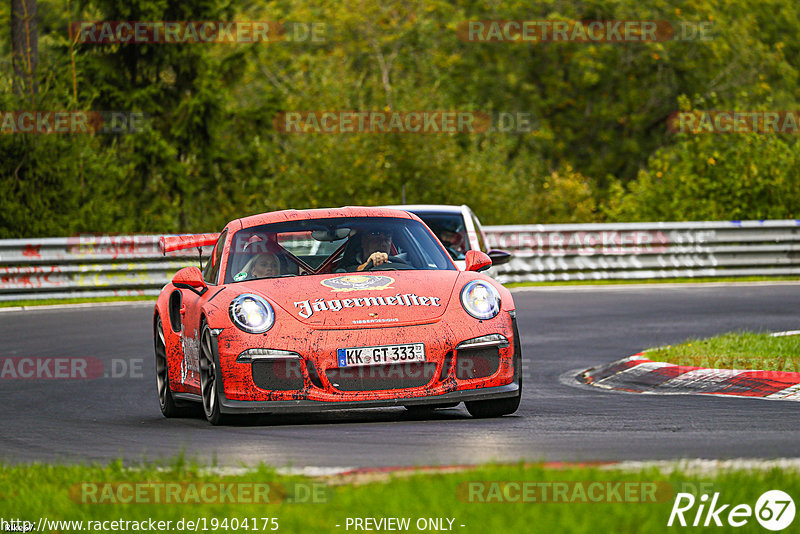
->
668, 490, 795, 530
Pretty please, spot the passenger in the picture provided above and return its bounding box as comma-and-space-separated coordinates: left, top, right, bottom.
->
249, 253, 281, 279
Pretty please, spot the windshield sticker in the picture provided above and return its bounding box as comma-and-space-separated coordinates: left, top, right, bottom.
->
294, 294, 441, 319
321, 275, 394, 292
234, 271, 248, 281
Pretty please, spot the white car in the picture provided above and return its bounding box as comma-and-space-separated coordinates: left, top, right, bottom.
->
383, 204, 511, 271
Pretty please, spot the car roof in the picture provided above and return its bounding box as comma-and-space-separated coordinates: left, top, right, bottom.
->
234, 206, 416, 230
381, 204, 467, 215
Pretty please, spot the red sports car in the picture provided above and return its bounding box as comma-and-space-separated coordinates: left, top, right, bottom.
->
155, 207, 522, 424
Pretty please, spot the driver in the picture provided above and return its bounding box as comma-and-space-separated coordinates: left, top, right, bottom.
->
354, 230, 392, 271
434, 227, 464, 260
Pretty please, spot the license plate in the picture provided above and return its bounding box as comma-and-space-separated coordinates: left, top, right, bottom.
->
337, 343, 425, 368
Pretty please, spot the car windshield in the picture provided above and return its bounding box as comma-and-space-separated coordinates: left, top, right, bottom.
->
225, 216, 455, 283
412, 213, 470, 260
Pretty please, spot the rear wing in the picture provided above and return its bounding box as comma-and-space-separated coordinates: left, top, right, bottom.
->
159, 233, 220, 255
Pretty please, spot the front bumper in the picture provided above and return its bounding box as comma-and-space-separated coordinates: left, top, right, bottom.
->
219, 382, 519, 414
212, 311, 521, 411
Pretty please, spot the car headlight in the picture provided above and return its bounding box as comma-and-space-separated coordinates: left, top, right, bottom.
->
229, 294, 275, 334
460, 280, 501, 320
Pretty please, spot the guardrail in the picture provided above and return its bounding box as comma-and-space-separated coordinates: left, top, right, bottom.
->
485, 220, 800, 283
0, 236, 211, 302
0, 220, 798, 301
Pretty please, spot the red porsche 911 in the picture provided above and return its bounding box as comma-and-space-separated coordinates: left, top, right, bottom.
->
155, 207, 522, 424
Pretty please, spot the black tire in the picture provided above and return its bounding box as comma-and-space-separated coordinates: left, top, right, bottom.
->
199, 321, 228, 425
465, 345, 523, 418
154, 317, 194, 418
464, 391, 520, 418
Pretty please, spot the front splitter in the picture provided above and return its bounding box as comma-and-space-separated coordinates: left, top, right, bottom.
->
218, 382, 520, 414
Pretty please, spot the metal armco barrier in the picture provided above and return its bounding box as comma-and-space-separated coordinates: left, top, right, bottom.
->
0, 235, 211, 302
484, 220, 800, 283
0, 220, 798, 301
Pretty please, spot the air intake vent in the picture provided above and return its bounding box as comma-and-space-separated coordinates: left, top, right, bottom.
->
455, 347, 500, 380
252, 359, 305, 391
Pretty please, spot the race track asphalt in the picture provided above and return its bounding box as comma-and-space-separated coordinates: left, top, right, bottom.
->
1, 283, 799, 468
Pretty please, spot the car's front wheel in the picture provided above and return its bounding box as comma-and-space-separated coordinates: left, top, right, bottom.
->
464, 392, 520, 418
155, 317, 194, 418
466, 325, 524, 418
199, 322, 227, 425
465, 365, 522, 418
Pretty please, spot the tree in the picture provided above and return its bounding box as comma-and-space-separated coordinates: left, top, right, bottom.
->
10, 0, 37, 101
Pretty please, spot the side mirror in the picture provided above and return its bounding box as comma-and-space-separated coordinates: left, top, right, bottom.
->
487, 249, 512, 266
172, 266, 208, 295
465, 250, 492, 272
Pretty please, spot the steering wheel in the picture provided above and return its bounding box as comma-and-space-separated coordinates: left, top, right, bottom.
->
362, 255, 414, 271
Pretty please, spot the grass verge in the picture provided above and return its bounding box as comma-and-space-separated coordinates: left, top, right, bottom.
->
1, 459, 798, 533
647, 331, 800, 373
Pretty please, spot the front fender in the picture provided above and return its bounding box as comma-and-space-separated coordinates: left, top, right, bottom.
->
154, 284, 189, 393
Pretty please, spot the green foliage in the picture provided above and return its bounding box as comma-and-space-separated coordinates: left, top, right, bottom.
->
605, 132, 800, 221
2, 0, 800, 236
606, 95, 800, 221
3, 458, 800, 534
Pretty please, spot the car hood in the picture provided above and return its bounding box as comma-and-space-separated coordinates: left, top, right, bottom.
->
236, 270, 461, 328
